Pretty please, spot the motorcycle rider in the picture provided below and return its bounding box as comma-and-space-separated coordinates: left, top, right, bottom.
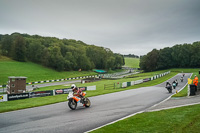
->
172, 80, 176, 89
71, 84, 83, 98
166, 81, 172, 93
180, 77, 183, 82
175, 79, 178, 86
166, 81, 170, 86
71, 84, 85, 106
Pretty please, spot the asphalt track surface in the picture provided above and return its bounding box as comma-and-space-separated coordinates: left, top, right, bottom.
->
0, 73, 191, 133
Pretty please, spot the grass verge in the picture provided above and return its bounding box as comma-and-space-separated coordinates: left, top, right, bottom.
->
91, 104, 200, 133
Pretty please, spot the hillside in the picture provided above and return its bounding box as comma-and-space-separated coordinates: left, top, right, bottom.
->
124, 57, 140, 68
0, 33, 124, 71
0, 56, 96, 85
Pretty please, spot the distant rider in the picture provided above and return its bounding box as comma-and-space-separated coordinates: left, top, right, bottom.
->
172, 80, 177, 89
175, 79, 178, 86
166, 81, 172, 93
165, 82, 172, 89
180, 77, 183, 82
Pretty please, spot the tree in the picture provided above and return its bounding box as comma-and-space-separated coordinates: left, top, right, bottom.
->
157, 47, 172, 70
1, 35, 13, 56
139, 55, 147, 71
64, 51, 77, 70
190, 42, 200, 67
114, 54, 124, 69
145, 49, 159, 71
48, 45, 65, 71
27, 39, 44, 63
11, 35, 26, 62
41, 47, 50, 67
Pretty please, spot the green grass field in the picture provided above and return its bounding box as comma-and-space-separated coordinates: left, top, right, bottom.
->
124, 57, 140, 68
0, 57, 97, 85
91, 104, 200, 133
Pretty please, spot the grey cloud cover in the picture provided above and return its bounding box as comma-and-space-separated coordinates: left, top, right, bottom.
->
0, 0, 200, 55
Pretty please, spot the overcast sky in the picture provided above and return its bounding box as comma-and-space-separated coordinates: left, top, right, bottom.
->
0, 0, 200, 55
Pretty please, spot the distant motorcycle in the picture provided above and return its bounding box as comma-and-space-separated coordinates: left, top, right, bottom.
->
180, 77, 183, 82
67, 92, 91, 110
172, 82, 176, 89
165, 84, 172, 93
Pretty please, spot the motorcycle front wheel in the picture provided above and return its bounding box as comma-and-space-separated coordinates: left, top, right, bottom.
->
85, 98, 91, 108
68, 99, 77, 110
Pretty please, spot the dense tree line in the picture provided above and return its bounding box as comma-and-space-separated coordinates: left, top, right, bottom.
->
139, 41, 200, 72
0, 33, 124, 71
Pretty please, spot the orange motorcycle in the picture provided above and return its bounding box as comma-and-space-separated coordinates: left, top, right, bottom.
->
67, 91, 91, 110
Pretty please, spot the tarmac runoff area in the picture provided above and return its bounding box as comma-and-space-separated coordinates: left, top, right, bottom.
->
147, 94, 200, 112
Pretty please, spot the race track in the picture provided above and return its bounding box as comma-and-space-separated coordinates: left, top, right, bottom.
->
0, 73, 191, 133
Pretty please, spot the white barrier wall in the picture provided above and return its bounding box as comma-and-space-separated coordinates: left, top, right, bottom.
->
134, 79, 143, 85
131, 81, 135, 86
122, 82, 127, 88
87, 85, 96, 91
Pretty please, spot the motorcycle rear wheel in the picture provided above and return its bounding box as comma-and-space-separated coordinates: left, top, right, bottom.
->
68, 99, 77, 110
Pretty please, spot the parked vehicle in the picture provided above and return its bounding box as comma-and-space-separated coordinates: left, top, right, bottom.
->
67, 92, 91, 110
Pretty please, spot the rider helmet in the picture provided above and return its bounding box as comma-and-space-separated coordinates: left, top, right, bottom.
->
71, 84, 76, 89
71, 84, 77, 92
